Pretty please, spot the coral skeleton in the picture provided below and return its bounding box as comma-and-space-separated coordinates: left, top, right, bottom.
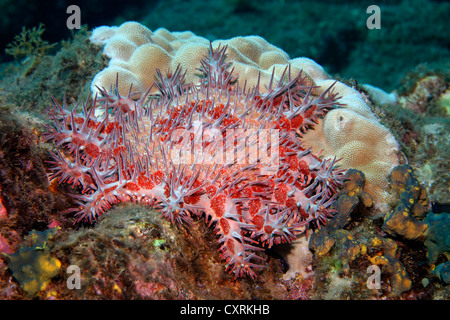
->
44, 44, 346, 278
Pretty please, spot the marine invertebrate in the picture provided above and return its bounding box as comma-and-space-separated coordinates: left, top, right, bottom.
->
383, 165, 428, 240
367, 237, 412, 297
44, 44, 346, 278
309, 165, 430, 298
7, 229, 61, 297
309, 169, 372, 259
88, 22, 401, 210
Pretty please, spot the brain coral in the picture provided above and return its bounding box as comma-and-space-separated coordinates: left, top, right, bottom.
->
89, 21, 401, 210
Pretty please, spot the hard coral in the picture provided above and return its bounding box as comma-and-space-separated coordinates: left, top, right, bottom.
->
89, 21, 294, 97
89, 22, 401, 210
44, 44, 346, 278
303, 107, 400, 212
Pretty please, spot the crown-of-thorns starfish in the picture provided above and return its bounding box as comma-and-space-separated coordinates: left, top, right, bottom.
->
44, 43, 346, 278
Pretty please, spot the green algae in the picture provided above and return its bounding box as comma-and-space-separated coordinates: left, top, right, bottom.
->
5, 23, 56, 61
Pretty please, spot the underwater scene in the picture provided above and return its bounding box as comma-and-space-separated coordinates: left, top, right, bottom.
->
0, 0, 448, 303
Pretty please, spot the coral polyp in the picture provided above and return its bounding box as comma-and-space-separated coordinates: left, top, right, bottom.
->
44, 44, 346, 278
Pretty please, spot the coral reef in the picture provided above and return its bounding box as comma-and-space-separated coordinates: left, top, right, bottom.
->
400, 76, 448, 116
309, 169, 373, 259
2, 202, 308, 299
89, 21, 311, 97
0, 9, 448, 299
45, 203, 304, 299
382, 165, 428, 240
309, 166, 433, 299
0, 109, 64, 235
425, 212, 450, 285
303, 106, 400, 212
44, 44, 347, 278
380, 72, 449, 205
89, 21, 401, 210
367, 237, 412, 297
0, 26, 105, 114
6, 229, 61, 296
0, 108, 73, 298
